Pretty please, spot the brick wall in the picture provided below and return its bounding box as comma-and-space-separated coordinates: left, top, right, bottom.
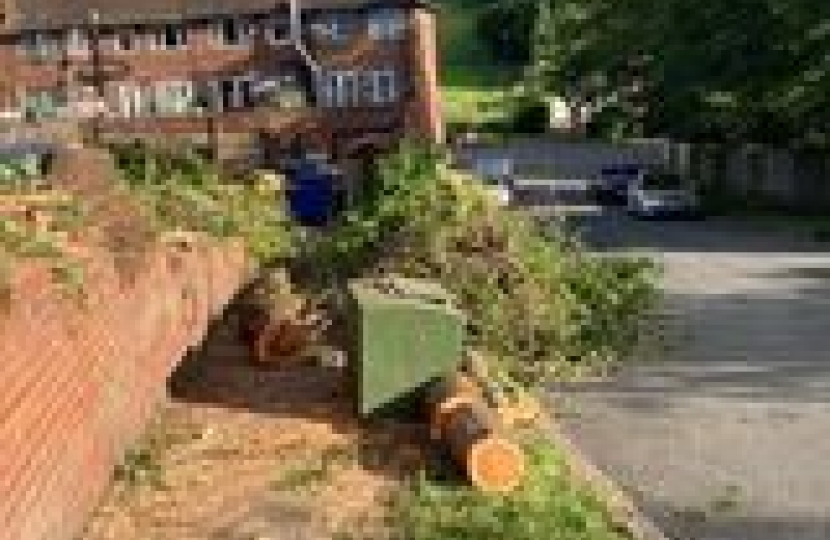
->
0, 237, 249, 540
405, 7, 443, 145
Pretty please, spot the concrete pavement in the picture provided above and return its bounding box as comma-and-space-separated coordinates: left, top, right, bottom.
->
542, 202, 830, 540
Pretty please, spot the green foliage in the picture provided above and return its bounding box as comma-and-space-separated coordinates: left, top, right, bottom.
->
508, 97, 550, 134
439, 1, 526, 131
301, 144, 659, 385
270, 445, 354, 492
477, 0, 539, 65
530, 0, 830, 145
110, 143, 293, 262
0, 216, 85, 297
393, 440, 631, 540
0, 154, 47, 192
113, 444, 164, 488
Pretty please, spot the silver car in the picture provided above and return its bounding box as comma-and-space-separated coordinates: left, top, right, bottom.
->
627, 170, 703, 219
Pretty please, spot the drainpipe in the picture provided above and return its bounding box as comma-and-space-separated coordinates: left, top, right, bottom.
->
289, 0, 332, 158
289, 0, 319, 74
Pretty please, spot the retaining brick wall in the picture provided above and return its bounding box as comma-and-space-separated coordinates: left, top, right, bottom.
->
0, 238, 249, 540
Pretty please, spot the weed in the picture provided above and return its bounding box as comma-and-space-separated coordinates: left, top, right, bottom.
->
271, 444, 355, 492
113, 445, 164, 489
271, 464, 329, 492
110, 143, 292, 264
392, 440, 632, 540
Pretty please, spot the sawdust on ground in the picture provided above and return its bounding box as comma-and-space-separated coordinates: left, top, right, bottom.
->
79, 313, 428, 540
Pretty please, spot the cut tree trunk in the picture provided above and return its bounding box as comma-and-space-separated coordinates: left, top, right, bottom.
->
424, 374, 480, 440
425, 375, 526, 493
444, 402, 526, 494
249, 301, 326, 364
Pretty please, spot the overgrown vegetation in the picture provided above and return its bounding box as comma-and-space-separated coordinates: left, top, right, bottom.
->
110, 142, 293, 262
300, 144, 659, 385
0, 154, 87, 300
0, 214, 86, 301
393, 440, 631, 540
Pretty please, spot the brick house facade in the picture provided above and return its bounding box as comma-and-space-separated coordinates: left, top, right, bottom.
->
0, 0, 442, 165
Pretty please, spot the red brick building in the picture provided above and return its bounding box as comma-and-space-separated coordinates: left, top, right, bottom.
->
0, 0, 443, 164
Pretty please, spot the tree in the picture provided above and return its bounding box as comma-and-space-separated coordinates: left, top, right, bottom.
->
529, 0, 830, 146
477, 0, 539, 66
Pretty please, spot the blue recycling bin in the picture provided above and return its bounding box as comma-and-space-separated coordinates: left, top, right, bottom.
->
286, 159, 336, 227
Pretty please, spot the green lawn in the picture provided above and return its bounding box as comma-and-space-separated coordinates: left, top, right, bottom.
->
436, 0, 525, 128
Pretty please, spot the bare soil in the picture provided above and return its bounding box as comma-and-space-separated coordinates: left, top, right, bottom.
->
79, 310, 428, 540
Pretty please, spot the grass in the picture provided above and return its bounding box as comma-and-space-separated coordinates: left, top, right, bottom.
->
270, 445, 355, 492
437, 0, 525, 128
392, 440, 633, 540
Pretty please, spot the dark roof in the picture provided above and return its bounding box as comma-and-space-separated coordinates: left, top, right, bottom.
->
3, 0, 432, 32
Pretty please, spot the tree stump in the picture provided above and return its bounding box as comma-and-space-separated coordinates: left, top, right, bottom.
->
238, 269, 327, 365
444, 403, 525, 494
425, 375, 526, 493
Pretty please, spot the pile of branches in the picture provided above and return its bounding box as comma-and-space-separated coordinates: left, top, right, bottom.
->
300, 143, 660, 386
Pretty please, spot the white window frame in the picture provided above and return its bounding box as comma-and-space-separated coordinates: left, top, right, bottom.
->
312, 14, 351, 44
264, 17, 290, 46
317, 73, 336, 108
152, 24, 187, 51
66, 28, 89, 55
214, 75, 256, 111
153, 80, 194, 115
18, 31, 61, 61
118, 85, 145, 118
213, 18, 253, 48
366, 69, 398, 104
109, 30, 136, 53
319, 71, 360, 108
367, 9, 406, 41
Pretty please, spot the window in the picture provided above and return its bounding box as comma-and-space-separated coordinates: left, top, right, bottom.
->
239, 78, 254, 108
367, 9, 406, 40
154, 81, 195, 115
214, 76, 255, 111
100, 31, 125, 52
318, 71, 360, 108
264, 17, 290, 45
152, 24, 187, 51
214, 18, 251, 47
256, 74, 306, 109
115, 32, 134, 52
66, 28, 89, 55
220, 79, 235, 110
117, 85, 145, 117
641, 171, 684, 191
18, 31, 61, 61
365, 70, 399, 104
311, 14, 351, 44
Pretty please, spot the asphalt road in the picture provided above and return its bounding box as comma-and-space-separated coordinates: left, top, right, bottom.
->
523, 180, 830, 540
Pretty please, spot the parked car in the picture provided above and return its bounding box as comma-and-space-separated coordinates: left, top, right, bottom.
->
473, 156, 515, 206
626, 169, 703, 219
590, 164, 643, 205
